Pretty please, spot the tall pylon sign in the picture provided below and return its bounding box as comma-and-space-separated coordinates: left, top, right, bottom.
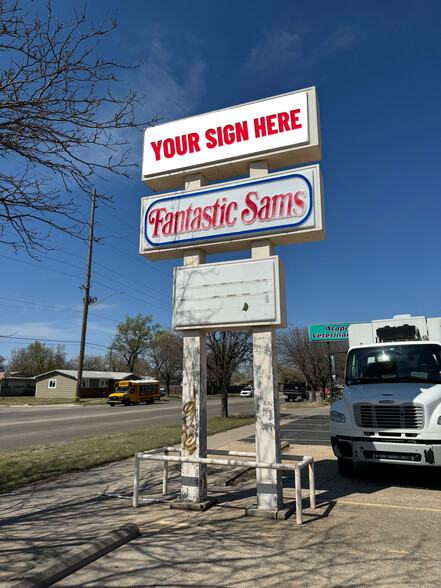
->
140, 87, 324, 514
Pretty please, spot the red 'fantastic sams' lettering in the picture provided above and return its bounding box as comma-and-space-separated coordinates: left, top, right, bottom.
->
147, 187, 307, 240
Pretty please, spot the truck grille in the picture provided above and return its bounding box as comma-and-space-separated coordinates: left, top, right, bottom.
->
354, 404, 424, 429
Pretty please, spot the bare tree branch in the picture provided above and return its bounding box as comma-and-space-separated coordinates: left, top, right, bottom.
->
0, 1, 160, 256
277, 326, 347, 401
207, 330, 253, 418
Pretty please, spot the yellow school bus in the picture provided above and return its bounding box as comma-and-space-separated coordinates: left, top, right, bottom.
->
107, 379, 160, 406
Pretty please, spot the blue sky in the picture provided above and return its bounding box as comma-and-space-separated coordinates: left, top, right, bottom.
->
1, 0, 440, 362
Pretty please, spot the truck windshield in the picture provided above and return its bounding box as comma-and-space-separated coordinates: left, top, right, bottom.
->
116, 386, 129, 392
346, 344, 441, 385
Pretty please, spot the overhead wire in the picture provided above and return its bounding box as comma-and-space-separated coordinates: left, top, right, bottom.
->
72, 187, 177, 270
51, 249, 172, 301
0, 335, 110, 351
0, 295, 119, 323
0, 251, 171, 312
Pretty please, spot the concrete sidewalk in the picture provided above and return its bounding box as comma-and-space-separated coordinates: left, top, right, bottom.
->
2, 416, 441, 587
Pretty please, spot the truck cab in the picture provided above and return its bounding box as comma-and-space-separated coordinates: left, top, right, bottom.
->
330, 315, 441, 475
283, 381, 308, 402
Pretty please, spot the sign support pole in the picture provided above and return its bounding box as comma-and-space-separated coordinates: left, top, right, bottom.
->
248, 161, 283, 513
173, 174, 211, 508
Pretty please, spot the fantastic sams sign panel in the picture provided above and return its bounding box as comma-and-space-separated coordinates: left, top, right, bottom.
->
142, 87, 321, 192
140, 87, 323, 261
140, 165, 324, 260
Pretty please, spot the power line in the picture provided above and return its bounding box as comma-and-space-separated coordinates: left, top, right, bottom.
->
0, 252, 84, 281
0, 335, 109, 351
103, 240, 175, 279
0, 295, 123, 328
42, 252, 171, 306
5, 153, 175, 268
0, 252, 170, 311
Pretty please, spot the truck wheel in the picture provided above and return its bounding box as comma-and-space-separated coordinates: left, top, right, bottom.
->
123, 399, 131, 406
108, 403, 115, 407
338, 457, 354, 477
285, 397, 290, 402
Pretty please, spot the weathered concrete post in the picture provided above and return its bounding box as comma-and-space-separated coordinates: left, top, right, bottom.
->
180, 323, 208, 502
249, 160, 283, 513
173, 174, 210, 506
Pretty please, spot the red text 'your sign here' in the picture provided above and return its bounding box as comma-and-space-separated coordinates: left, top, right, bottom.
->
142, 90, 311, 180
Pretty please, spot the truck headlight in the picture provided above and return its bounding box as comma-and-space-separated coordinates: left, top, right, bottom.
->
330, 410, 346, 423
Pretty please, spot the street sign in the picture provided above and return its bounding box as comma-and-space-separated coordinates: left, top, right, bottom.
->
309, 323, 352, 341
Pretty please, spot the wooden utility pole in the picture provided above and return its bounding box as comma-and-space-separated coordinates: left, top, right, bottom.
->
75, 189, 97, 403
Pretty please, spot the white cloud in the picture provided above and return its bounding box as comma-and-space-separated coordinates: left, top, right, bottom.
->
319, 25, 363, 54
86, 320, 115, 336
0, 322, 70, 340
244, 24, 363, 75
245, 29, 305, 72
132, 26, 209, 122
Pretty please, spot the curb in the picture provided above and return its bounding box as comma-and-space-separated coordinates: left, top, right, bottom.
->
5, 523, 140, 588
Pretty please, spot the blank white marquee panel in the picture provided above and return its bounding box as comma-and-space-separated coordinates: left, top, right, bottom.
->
173, 257, 286, 330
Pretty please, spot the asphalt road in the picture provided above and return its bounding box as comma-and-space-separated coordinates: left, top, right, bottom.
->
0, 396, 257, 450
280, 412, 330, 446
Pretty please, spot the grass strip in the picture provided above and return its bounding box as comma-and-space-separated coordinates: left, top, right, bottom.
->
0, 397, 182, 406
0, 415, 254, 493
0, 397, 84, 406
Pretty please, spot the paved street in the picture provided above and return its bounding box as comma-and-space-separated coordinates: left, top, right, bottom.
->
0, 396, 257, 449
2, 417, 441, 587
280, 413, 330, 445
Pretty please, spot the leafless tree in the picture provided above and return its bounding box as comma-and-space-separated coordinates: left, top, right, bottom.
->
278, 326, 348, 401
150, 331, 183, 396
207, 330, 253, 418
0, 1, 159, 256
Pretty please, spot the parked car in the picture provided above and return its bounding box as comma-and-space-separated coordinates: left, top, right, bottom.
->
240, 386, 254, 398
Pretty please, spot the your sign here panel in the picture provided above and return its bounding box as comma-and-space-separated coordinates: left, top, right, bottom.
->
140, 164, 324, 260
142, 87, 321, 191
173, 257, 286, 330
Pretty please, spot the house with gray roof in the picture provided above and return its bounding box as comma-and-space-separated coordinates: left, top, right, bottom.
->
35, 370, 138, 399
0, 371, 36, 397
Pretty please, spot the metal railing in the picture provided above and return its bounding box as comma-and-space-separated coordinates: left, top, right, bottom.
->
133, 447, 315, 525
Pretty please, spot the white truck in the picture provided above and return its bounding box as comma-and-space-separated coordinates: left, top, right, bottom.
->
330, 315, 441, 476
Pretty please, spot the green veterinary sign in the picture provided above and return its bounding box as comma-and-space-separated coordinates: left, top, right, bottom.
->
309, 323, 351, 342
